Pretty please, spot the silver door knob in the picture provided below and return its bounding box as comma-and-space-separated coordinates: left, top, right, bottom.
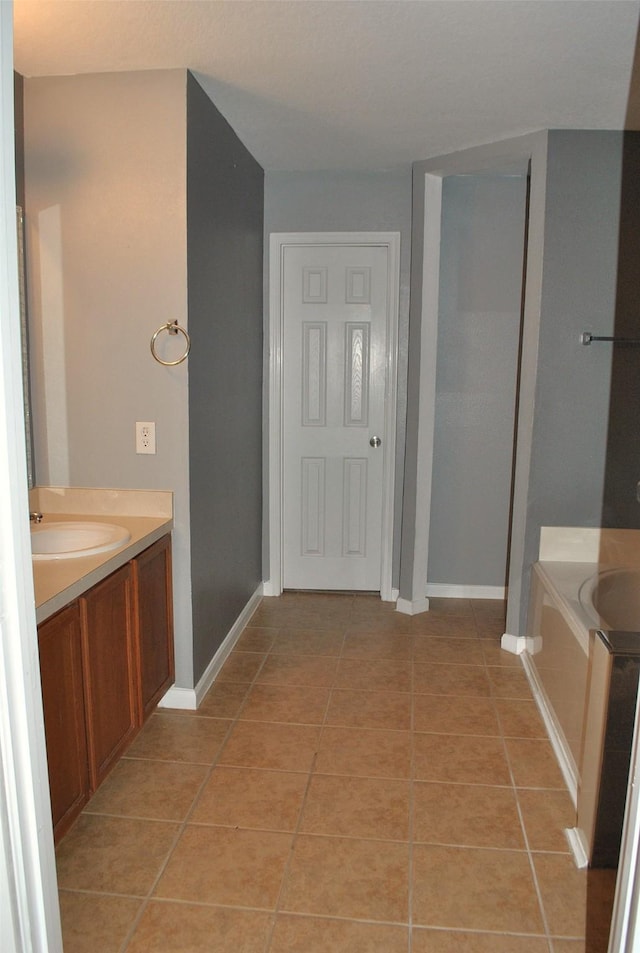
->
369, 436, 382, 448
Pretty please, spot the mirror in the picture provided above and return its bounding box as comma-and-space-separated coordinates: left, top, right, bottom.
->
17, 205, 34, 488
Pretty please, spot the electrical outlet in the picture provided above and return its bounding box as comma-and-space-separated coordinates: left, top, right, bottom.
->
136, 421, 156, 455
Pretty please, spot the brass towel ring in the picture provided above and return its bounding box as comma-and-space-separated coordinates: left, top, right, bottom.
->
150, 320, 191, 366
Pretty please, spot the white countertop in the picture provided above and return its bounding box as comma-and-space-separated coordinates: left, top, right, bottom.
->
30, 487, 173, 624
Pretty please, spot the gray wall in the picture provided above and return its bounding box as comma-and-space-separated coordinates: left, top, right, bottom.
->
24, 70, 194, 685
264, 170, 412, 586
602, 132, 640, 526
404, 132, 626, 636
428, 174, 527, 586
187, 74, 264, 682
519, 130, 622, 632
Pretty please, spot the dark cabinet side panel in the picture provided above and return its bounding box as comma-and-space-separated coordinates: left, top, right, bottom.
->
132, 534, 175, 721
37, 602, 89, 843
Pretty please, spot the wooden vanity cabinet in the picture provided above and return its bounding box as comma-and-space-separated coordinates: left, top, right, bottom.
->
37, 534, 174, 840
131, 535, 175, 721
37, 602, 89, 843
80, 564, 139, 790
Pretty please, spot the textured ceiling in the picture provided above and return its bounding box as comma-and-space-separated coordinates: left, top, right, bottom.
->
13, 0, 640, 171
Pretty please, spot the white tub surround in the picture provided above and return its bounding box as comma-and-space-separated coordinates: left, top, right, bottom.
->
522, 526, 640, 869
523, 561, 597, 807
502, 526, 640, 656
538, 525, 640, 566
29, 487, 173, 623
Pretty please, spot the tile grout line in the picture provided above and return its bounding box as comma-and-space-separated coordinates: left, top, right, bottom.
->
479, 610, 557, 951
408, 634, 416, 953
479, 611, 556, 948
487, 632, 579, 950
262, 616, 352, 952
412, 602, 502, 944
65, 594, 559, 952
260, 741, 317, 950
117, 639, 276, 951
494, 695, 556, 951
419, 605, 554, 946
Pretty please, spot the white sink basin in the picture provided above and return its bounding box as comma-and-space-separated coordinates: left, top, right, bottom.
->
31, 521, 131, 560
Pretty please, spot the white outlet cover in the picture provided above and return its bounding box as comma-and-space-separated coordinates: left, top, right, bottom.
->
136, 421, 156, 454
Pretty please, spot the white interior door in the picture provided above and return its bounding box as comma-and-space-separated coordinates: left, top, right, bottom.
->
282, 242, 391, 591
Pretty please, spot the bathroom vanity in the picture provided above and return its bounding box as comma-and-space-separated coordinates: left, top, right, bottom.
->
30, 488, 174, 842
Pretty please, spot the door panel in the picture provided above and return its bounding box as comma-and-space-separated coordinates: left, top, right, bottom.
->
282, 243, 389, 590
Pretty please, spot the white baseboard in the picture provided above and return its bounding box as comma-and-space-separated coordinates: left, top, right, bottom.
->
520, 649, 579, 805
397, 584, 506, 616
158, 583, 264, 712
396, 596, 430, 616
262, 581, 399, 603
526, 634, 543, 655
565, 827, 589, 869
261, 579, 281, 597
380, 586, 399, 604
500, 632, 528, 655
157, 685, 198, 710
426, 583, 506, 600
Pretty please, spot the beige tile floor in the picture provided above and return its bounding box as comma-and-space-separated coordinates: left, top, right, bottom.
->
56, 594, 617, 952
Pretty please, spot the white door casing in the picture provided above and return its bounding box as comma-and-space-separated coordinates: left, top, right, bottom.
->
0, 2, 63, 949
268, 232, 399, 599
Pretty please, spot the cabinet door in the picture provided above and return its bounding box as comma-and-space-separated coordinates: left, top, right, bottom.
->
132, 534, 175, 721
37, 602, 89, 843
80, 564, 138, 790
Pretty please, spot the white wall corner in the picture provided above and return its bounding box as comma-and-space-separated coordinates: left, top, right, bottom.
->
159, 583, 264, 711
396, 596, 430, 616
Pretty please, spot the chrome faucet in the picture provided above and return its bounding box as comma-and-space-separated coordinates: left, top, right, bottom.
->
29, 511, 43, 524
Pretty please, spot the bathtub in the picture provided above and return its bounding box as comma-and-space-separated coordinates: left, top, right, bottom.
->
580, 567, 640, 632
524, 546, 640, 868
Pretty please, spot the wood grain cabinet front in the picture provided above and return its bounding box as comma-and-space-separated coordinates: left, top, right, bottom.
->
80, 563, 139, 790
131, 535, 175, 721
37, 601, 89, 844
37, 534, 175, 839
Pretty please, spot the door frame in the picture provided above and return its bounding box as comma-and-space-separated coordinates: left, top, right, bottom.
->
267, 231, 400, 601
0, 3, 63, 949
399, 133, 547, 623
